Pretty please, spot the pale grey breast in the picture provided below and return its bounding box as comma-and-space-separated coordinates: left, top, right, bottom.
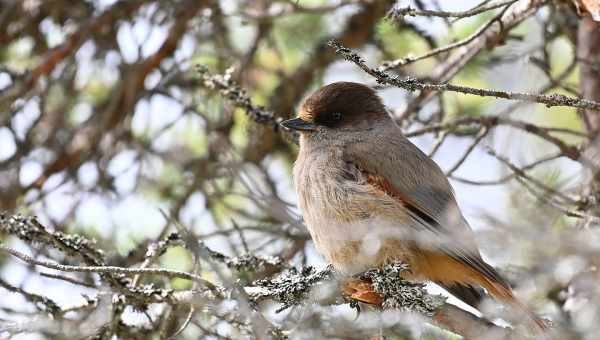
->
293, 140, 414, 274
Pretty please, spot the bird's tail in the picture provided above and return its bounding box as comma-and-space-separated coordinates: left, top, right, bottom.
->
418, 250, 549, 333
483, 279, 550, 333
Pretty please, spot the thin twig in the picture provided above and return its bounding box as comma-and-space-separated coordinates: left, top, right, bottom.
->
382, 2, 513, 70
0, 244, 219, 291
483, 146, 576, 204
450, 152, 563, 185
428, 130, 450, 157
167, 305, 195, 340
0, 277, 61, 314
388, 0, 517, 20
39, 272, 96, 288
446, 126, 489, 176
329, 40, 600, 112
404, 115, 584, 160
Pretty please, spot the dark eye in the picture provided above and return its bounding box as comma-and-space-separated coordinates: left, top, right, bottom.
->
315, 112, 343, 127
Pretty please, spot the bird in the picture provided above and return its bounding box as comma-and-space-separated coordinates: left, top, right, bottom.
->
280, 81, 546, 331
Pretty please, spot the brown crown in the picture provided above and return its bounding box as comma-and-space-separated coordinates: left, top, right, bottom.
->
298, 82, 386, 125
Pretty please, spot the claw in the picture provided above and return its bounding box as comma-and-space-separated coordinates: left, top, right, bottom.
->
342, 278, 384, 305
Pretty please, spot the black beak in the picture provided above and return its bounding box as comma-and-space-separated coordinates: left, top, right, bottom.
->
280, 117, 317, 132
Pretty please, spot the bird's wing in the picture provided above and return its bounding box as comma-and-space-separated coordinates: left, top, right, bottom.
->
343, 128, 510, 290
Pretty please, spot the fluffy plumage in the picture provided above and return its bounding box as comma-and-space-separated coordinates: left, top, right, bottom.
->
286, 82, 546, 330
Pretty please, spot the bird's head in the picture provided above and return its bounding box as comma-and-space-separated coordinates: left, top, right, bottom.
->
280, 82, 389, 139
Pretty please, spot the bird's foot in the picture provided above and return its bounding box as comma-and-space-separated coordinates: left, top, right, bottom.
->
342, 278, 383, 305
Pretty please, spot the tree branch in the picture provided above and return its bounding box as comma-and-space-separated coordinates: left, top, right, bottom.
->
399, 0, 548, 118
388, 0, 518, 20
328, 40, 600, 112
0, 244, 219, 291
1, 212, 509, 339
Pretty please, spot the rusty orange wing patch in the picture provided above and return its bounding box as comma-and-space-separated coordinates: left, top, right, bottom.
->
358, 167, 512, 292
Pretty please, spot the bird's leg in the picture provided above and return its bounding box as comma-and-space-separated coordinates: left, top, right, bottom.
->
342, 277, 383, 305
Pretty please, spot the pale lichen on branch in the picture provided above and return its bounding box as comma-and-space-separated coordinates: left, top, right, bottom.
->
328, 40, 600, 112
196, 66, 281, 129
0, 212, 496, 339
362, 262, 446, 315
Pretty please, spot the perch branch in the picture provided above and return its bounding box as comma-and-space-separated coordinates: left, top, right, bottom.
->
1, 213, 509, 339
